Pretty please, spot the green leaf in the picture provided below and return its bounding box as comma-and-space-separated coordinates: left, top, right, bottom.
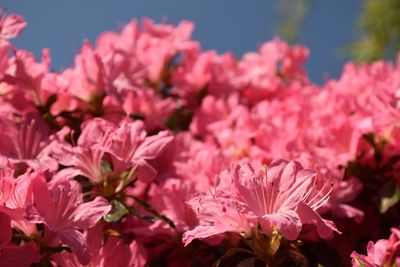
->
120, 165, 138, 181
103, 200, 129, 222
354, 258, 366, 267
100, 161, 112, 175
127, 195, 176, 229
380, 181, 400, 213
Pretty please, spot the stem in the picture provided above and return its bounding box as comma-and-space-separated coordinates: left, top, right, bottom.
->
126, 195, 176, 229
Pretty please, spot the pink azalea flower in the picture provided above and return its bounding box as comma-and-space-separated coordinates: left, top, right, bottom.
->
0, 41, 10, 79
173, 133, 228, 191
136, 18, 195, 82
351, 228, 400, 267
0, 210, 40, 267
120, 89, 175, 131
63, 41, 106, 103
183, 160, 339, 245
4, 48, 52, 107
0, 157, 15, 205
0, 240, 41, 267
0, 9, 26, 40
53, 225, 147, 267
53, 118, 173, 184
24, 174, 111, 265
149, 178, 198, 232
234, 38, 309, 104
0, 161, 41, 266
0, 117, 57, 171
3, 170, 38, 237
99, 120, 174, 182
51, 118, 114, 183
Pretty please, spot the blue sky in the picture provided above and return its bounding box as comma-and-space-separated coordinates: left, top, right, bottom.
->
2, 1, 361, 84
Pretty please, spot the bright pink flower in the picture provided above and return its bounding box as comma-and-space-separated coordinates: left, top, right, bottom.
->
100, 120, 174, 182
2, 170, 38, 237
173, 133, 228, 191
234, 38, 309, 104
0, 10, 26, 40
0, 209, 40, 266
183, 160, 338, 245
0, 161, 40, 266
351, 228, 400, 267
0, 117, 57, 171
121, 89, 175, 131
53, 225, 147, 267
136, 18, 195, 82
4, 49, 52, 107
24, 174, 111, 265
149, 178, 198, 232
52, 118, 114, 183
63, 41, 106, 103
0, 41, 10, 78
171, 48, 216, 104
0, 240, 41, 267
53, 118, 173, 183
324, 177, 364, 223
0, 157, 15, 205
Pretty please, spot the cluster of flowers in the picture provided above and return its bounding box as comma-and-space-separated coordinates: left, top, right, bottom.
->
0, 9, 399, 266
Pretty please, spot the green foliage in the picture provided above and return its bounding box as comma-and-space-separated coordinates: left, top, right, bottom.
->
276, 0, 400, 62
349, 0, 400, 62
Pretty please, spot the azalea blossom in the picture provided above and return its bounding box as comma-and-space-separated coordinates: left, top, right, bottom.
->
24, 174, 111, 265
183, 160, 338, 245
2, 7, 400, 266
351, 228, 400, 267
0, 9, 26, 40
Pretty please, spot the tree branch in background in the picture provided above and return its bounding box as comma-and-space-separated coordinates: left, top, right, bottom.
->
349, 0, 400, 62
276, 0, 312, 43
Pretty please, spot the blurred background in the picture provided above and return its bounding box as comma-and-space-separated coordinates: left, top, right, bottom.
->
2, 0, 399, 84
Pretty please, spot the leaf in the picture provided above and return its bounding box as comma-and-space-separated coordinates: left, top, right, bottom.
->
100, 161, 112, 175
165, 107, 193, 132
128, 195, 176, 229
354, 258, 366, 267
379, 180, 400, 213
103, 200, 129, 222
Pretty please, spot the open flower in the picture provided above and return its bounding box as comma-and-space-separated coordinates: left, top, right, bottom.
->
183, 160, 339, 245
24, 174, 111, 265
0, 9, 26, 40
351, 228, 400, 267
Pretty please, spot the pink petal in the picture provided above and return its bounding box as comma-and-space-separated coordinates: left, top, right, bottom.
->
134, 131, 173, 160
297, 201, 340, 240
331, 203, 364, 224
135, 159, 157, 182
59, 229, 91, 265
182, 225, 223, 246
1, 14, 26, 39
261, 210, 302, 240
0, 212, 11, 246
128, 240, 148, 267
73, 196, 111, 228
0, 241, 41, 267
